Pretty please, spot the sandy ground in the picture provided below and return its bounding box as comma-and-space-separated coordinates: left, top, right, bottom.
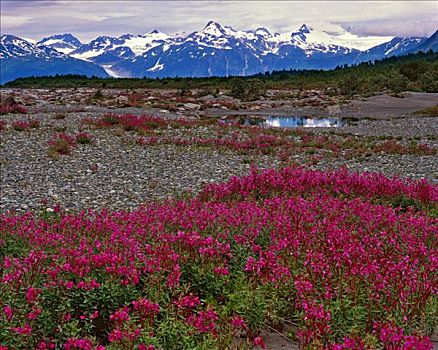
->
205, 92, 438, 120
340, 92, 438, 119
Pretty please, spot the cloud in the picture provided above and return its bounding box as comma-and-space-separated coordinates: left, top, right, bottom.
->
1, 1, 437, 41
345, 17, 438, 37
1, 15, 33, 29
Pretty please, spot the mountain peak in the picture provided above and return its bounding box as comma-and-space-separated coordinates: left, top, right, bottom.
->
1, 34, 67, 59
38, 33, 82, 47
150, 29, 160, 35
298, 24, 311, 34
203, 21, 226, 36
255, 27, 272, 37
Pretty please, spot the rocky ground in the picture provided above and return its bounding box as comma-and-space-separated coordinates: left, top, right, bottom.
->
0, 88, 437, 213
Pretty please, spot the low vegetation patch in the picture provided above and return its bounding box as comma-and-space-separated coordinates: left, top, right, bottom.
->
413, 105, 438, 117
83, 114, 196, 134
47, 131, 96, 157
373, 140, 436, 155
47, 133, 77, 157
1, 167, 437, 349
11, 118, 40, 131
0, 103, 27, 115
75, 132, 94, 145
96, 113, 437, 159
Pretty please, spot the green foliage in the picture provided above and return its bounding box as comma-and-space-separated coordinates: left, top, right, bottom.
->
226, 281, 267, 331
93, 89, 104, 100
420, 70, 438, 92
229, 78, 267, 101
153, 316, 217, 350
399, 61, 428, 81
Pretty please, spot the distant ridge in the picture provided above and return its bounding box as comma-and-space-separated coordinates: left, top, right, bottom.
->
1, 22, 436, 83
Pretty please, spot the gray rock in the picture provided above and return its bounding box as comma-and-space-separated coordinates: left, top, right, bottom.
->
115, 95, 129, 105
183, 103, 201, 110
327, 105, 341, 115
198, 95, 215, 101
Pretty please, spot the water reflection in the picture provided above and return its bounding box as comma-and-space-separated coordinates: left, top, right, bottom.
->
222, 116, 346, 128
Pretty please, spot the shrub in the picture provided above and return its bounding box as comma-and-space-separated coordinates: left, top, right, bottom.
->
0, 103, 27, 115
414, 105, 438, 117
48, 133, 77, 156
230, 79, 267, 101
338, 74, 361, 96
75, 132, 94, 144
399, 61, 428, 81
11, 118, 40, 131
420, 71, 438, 93
11, 121, 30, 131
93, 89, 104, 100
28, 118, 40, 129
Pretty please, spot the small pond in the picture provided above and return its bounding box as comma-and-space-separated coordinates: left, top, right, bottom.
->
221, 116, 347, 128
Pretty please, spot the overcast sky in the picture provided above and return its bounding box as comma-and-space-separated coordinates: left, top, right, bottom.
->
1, 1, 437, 41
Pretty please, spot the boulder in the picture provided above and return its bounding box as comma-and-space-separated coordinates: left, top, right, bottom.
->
115, 95, 129, 105
198, 94, 215, 101
299, 90, 322, 99
183, 103, 201, 110
327, 105, 341, 115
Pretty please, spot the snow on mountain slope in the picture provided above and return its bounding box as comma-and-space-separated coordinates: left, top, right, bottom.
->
109, 21, 428, 78
384, 37, 424, 55
267, 24, 393, 55
70, 36, 124, 60
3, 22, 431, 80
38, 34, 82, 54
414, 29, 438, 52
119, 31, 170, 55
0, 34, 108, 83
354, 37, 426, 63
307, 24, 394, 51
1, 34, 66, 59
35, 22, 409, 66
71, 31, 170, 62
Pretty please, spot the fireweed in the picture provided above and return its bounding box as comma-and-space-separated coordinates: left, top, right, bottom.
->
1, 167, 436, 349
48, 132, 95, 156
83, 113, 436, 159
47, 133, 77, 156
10, 118, 40, 132
82, 114, 196, 133
0, 104, 27, 115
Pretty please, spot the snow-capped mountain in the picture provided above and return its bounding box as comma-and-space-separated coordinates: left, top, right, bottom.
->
354, 37, 426, 63
0, 34, 108, 84
1, 22, 435, 83
1, 34, 66, 59
70, 31, 170, 62
111, 22, 374, 78
37, 34, 82, 54
414, 29, 438, 53
285, 24, 393, 51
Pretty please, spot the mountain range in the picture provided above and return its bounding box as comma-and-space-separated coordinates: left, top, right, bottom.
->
1, 22, 437, 83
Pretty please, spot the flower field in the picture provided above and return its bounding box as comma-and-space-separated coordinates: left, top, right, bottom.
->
1, 167, 437, 349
